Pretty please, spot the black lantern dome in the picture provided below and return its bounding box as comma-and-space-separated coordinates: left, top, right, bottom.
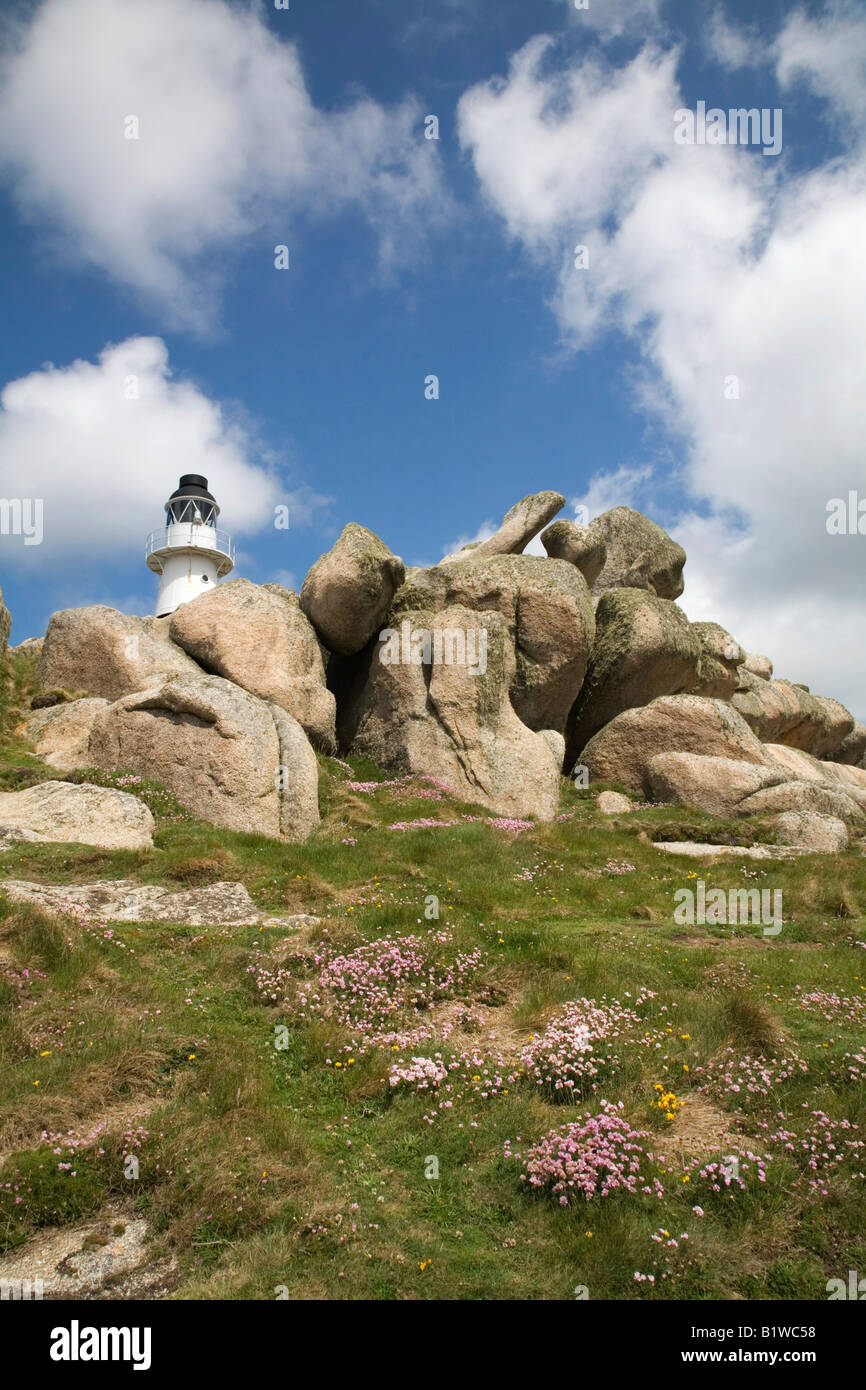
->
165, 474, 220, 527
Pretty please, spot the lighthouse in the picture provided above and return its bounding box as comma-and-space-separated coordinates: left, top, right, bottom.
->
145, 474, 235, 617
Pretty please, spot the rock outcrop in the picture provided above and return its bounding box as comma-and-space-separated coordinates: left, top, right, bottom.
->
19, 699, 108, 768
38, 606, 199, 702
300, 524, 404, 657
735, 780, 865, 828
589, 506, 686, 599
828, 720, 866, 768
0, 781, 154, 850
19, 492, 864, 843
540, 520, 607, 588
440, 491, 565, 564
762, 744, 866, 809
742, 652, 773, 680
168, 578, 336, 750
81, 674, 319, 840
732, 673, 854, 759
339, 606, 564, 820
0, 587, 12, 655
566, 589, 702, 760
646, 752, 785, 819
580, 696, 775, 797
390, 553, 594, 734
690, 622, 745, 701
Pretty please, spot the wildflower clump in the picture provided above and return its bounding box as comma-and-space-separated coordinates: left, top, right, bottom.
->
505, 1101, 665, 1206
518, 992, 655, 1100
652, 1084, 683, 1120
694, 1049, 809, 1111
687, 1148, 770, 1194
756, 1110, 864, 1196
249, 929, 485, 1056
388, 1055, 448, 1091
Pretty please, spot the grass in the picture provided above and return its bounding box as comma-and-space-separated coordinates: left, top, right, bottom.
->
0, 649, 865, 1299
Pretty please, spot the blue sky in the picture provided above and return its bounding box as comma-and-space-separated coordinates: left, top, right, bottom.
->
0, 0, 864, 716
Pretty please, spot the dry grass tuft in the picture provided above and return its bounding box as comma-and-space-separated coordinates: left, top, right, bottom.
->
721, 992, 786, 1054
166, 849, 239, 884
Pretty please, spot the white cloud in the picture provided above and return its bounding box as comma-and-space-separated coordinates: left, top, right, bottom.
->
776, 1, 866, 133
459, 38, 678, 255
459, 12, 866, 718
0, 0, 445, 329
571, 464, 653, 520
269, 568, 299, 593
703, 6, 764, 71
441, 519, 498, 559
0, 336, 325, 570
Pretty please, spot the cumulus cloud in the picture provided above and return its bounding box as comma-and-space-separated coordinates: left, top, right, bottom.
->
441, 519, 498, 559
0, 0, 444, 329
460, 37, 678, 256
703, 6, 764, 71
572, 465, 654, 520
459, 8, 866, 716
0, 336, 325, 569
776, 1, 866, 133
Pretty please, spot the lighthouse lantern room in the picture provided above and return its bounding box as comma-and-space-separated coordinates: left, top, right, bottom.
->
146, 474, 235, 616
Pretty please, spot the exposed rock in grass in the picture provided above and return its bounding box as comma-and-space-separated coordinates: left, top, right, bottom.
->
653, 842, 805, 859
768, 810, 849, 853
596, 790, 633, 814
647, 752, 785, 818
0, 781, 154, 851
580, 695, 775, 796
2, 877, 261, 924
0, 1203, 177, 1299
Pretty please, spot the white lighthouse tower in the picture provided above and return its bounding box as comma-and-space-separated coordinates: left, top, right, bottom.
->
146, 474, 235, 617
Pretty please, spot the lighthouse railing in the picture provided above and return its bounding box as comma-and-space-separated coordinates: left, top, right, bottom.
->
145, 526, 235, 563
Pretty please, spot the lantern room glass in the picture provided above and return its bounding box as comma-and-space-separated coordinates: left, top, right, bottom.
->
167, 498, 217, 526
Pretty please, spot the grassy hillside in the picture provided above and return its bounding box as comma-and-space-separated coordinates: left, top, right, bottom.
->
1, 653, 864, 1301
